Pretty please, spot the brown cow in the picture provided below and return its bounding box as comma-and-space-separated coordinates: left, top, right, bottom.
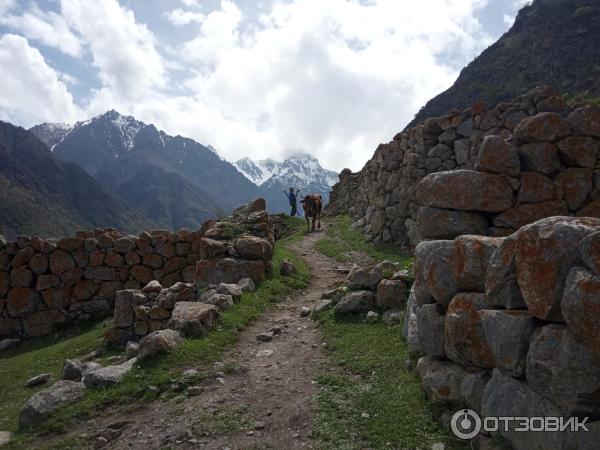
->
300, 194, 323, 232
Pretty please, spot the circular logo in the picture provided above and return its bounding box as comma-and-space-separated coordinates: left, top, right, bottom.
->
451, 409, 481, 440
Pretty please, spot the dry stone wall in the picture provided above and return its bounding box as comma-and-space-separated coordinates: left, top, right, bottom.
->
327, 86, 600, 247
407, 216, 600, 449
0, 198, 277, 342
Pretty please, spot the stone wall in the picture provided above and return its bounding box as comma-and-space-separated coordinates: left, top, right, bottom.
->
327, 86, 600, 247
407, 216, 600, 449
0, 198, 276, 341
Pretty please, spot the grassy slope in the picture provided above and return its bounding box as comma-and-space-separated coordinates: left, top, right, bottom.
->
313, 216, 466, 450
315, 215, 413, 267
1, 217, 308, 449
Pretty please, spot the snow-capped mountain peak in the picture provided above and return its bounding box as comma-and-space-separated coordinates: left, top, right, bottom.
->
28, 122, 74, 150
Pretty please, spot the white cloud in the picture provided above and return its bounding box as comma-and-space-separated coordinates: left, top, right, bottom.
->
60, 0, 167, 105
165, 8, 206, 26
0, 34, 80, 126
0, 5, 83, 57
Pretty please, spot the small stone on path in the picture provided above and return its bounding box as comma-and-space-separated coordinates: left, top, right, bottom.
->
257, 332, 274, 342
256, 349, 274, 357
300, 307, 310, 317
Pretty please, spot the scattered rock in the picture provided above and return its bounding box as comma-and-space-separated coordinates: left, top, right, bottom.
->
216, 283, 242, 302
142, 280, 162, 294
19, 380, 86, 428
375, 279, 407, 311
314, 299, 334, 313
237, 277, 256, 292
280, 260, 297, 276
138, 330, 183, 360
365, 311, 380, 324
24, 373, 52, 388
256, 349, 273, 357
334, 291, 376, 315
167, 302, 220, 337
83, 358, 137, 389
256, 332, 274, 342
300, 306, 311, 317
62, 359, 102, 382
0, 338, 20, 351
205, 293, 234, 310
125, 341, 139, 358
382, 309, 403, 325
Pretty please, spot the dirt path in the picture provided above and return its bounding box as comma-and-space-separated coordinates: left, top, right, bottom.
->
74, 231, 350, 450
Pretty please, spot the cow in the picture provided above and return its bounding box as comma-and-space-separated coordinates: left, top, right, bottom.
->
300, 194, 323, 232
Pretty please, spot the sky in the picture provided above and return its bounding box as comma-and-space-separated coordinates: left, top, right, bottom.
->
0, 0, 531, 171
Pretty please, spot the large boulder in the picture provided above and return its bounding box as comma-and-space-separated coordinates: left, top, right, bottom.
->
416, 170, 513, 213
416, 356, 469, 403
19, 380, 86, 428
513, 112, 572, 143
416, 303, 445, 358
195, 258, 266, 287
555, 168, 593, 211
334, 291, 376, 315
416, 206, 488, 240
567, 105, 600, 138
517, 143, 562, 175
138, 330, 183, 359
167, 302, 220, 337
450, 235, 502, 292
346, 262, 389, 291
492, 200, 568, 229
526, 324, 600, 417
375, 279, 407, 310
515, 216, 600, 321
579, 231, 600, 276
83, 358, 137, 389
481, 369, 575, 450
413, 240, 459, 307
460, 371, 490, 413
481, 310, 535, 377
562, 267, 600, 360
444, 293, 494, 369
485, 234, 525, 309
234, 236, 273, 261
475, 135, 521, 176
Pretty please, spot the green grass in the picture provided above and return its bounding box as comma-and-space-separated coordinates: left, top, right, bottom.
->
313, 312, 467, 450
2, 216, 309, 449
315, 215, 412, 267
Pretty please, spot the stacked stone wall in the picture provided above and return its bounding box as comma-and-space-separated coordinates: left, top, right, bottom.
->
327, 86, 600, 247
407, 216, 600, 449
0, 198, 277, 341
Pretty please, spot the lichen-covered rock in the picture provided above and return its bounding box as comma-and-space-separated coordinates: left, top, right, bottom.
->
567, 105, 600, 138
416, 356, 469, 403
518, 143, 562, 175
234, 236, 273, 261
19, 380, 86, 428
481, 310, 535, 377
413, 240, 459, 307
138, 330, 183, 359
195, 258, 266, 287
492, 200, 568, 229
416, 303, 445, 358
481, 369, 575, 450
450, 235, 502, 292
416, 206, 488, 240
485, 234, 525, 309
375, 279, 407, 311
579, 231, 600, 276
526, 324, 600, 417
416, 170, 513, 213
476, 135, 520, 176
167, 302, 220, 337
444, 293, 494, 369
562, 267, 600, 360
334, 291, 376, 316
515, 216, 600, 321
514, 112, 572, 143
557, 136, 599, 168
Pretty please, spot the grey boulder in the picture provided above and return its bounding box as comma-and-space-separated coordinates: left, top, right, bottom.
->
19, 380, 86, 428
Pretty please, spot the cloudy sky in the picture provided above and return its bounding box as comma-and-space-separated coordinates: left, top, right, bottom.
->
0, 0, 530, 171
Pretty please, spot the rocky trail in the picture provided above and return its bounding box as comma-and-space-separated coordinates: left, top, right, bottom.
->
47, 230, 353, 450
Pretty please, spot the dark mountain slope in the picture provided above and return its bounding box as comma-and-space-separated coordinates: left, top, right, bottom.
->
32, 111, 263, 227
0, 121, 149, 238
409, 0, 600, 127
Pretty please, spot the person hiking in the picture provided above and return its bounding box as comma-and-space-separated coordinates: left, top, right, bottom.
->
284, 187, 301, 216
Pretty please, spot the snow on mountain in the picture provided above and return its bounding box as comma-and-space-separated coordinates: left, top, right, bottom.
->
28, 122, 74, 150
234, 154, 339, 203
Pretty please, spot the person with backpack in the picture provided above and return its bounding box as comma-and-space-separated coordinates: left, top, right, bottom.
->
284, 187, 301, 216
